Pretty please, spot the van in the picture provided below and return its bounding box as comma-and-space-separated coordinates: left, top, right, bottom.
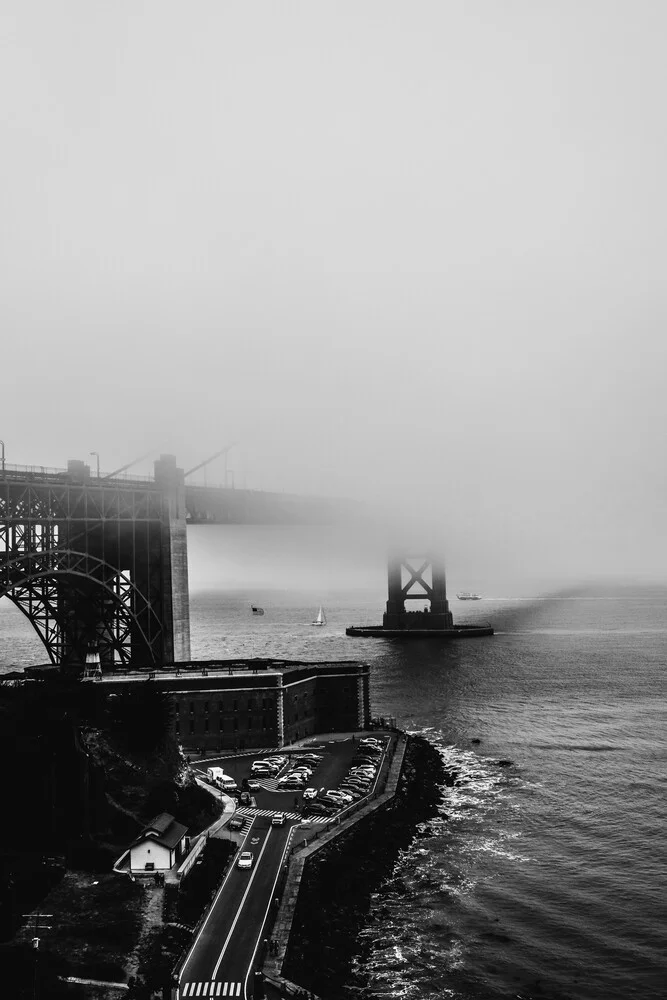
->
205, 767, 225, 785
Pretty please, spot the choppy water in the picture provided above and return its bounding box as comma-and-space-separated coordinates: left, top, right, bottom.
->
2, 584, 666, 999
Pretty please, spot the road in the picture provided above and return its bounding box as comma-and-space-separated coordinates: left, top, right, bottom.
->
178, 734, 389, 998
179, 818, 292, 998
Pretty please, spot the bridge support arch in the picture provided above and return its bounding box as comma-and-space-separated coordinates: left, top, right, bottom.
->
0, 455, 191, 667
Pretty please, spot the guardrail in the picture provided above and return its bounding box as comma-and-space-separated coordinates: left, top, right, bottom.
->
175, 837, 206, 881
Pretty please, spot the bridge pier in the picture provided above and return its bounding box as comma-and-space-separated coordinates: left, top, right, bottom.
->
346, 549, 493, 639
154, 455, 191, 662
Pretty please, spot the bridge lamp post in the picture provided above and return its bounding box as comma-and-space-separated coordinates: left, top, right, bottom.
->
89, 451, 100, 478
0, 439, 4, 471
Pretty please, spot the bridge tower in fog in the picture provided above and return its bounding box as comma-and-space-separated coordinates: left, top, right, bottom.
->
0, 455, 190, 668
383, 550, 455, 631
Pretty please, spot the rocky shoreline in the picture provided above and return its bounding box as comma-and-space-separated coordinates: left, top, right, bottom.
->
282, 734, 446, 999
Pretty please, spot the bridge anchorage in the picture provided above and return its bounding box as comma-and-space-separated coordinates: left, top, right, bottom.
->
0, 455, 190, 669
346, 549, 494, 639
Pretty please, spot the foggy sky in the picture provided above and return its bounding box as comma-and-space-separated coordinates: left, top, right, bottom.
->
2, 2, 666, 590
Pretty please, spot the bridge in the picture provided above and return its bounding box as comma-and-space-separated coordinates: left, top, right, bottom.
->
0, 455, 359, 669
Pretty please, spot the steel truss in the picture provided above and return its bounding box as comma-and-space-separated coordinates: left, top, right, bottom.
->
0, 478, 166, 666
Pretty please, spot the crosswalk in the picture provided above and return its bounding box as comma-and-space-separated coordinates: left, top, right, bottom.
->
235, 806, 329, 825
181, 982, 241, 997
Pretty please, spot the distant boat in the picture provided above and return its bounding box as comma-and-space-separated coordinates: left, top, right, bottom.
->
311, 606, 327, 626
251, 605, 265, 616
456, 592, 482, 601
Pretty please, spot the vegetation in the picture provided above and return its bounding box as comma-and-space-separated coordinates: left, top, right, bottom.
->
0, 672, 222, 986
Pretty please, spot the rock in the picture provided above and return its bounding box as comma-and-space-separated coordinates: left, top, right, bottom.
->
496, 759, 514, 767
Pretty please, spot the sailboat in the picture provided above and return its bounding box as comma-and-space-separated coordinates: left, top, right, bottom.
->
250, 604, 265, 616
311, 606, 327, 627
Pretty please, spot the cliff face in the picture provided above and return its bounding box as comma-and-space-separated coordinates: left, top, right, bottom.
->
283, 735, 446, 999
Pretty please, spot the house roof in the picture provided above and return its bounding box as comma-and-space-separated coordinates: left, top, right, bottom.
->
133, 812, 188, 850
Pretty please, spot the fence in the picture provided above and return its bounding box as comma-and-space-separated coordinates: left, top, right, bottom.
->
174, 837, 206, 882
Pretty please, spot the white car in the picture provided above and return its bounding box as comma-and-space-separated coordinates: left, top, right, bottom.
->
237, 851, 254, 870
326, 790, 353, 804
251, 760, 277, 772
303, 787, 318, 800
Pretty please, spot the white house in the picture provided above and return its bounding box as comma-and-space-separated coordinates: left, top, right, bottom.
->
129, 813, 189, 874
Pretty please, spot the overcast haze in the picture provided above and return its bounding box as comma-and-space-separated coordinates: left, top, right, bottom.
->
2, 2, 666, 591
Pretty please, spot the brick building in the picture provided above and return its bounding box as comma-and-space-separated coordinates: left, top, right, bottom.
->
96, 658, 371, 751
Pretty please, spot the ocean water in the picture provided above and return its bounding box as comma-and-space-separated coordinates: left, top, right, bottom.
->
1, 584, 666, 999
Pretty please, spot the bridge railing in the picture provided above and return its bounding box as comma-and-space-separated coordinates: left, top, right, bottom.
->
0, 462, 68, 478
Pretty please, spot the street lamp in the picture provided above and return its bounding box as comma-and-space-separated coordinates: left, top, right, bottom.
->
89, 451, 100, 478
0, 439, 4, 472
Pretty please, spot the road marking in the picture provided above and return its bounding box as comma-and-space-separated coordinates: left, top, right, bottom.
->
181, 985, 240, 998
178, 819, 256, 984
212, 829, 273, 978
242, 825, 297, 1000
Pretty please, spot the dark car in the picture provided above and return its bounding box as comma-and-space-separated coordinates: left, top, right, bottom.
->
307, 803, 336, 816
228, 816, 245, 831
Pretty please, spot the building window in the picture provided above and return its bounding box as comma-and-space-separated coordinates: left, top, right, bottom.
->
189, 702, 194, 715
204, 702, 209, 714
218, 700, 224, 712
233, 700, 238, 711
175, 721, 180, 735
247, 715, 252, 730
248, 698, 255, 711
262, 716, 268, 731
204, 719, 209, 732
233, 718, 238, 731
189, 720, 195, 734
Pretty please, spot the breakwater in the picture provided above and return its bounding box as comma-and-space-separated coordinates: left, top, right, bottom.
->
280, 735, 446, 999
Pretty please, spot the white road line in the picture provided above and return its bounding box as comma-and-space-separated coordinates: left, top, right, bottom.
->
216, 984, 222, 996
242, 824, 297, 1000
195, 985, 202, 997
178, 818, 256, 985
222, 985, 228, 996
212, 829, 274, 978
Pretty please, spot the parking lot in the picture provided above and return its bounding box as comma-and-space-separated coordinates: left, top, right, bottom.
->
191, 733, 392, 820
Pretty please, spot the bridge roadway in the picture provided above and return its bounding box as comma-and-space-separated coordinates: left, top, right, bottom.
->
179, 816, 291, 998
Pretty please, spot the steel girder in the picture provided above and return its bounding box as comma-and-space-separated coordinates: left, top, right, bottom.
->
0, 479, 165, 666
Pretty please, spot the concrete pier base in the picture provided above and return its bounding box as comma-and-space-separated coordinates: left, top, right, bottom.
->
345, 624, 493, 639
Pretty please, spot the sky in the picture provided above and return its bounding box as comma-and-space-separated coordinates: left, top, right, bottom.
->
2, 1, 666, 591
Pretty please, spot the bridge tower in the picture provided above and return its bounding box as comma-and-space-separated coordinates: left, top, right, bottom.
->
383, 550, 454, 630
0, 454, 190, 668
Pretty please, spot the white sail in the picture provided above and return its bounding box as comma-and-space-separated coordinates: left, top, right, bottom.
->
311, 606, 326, 626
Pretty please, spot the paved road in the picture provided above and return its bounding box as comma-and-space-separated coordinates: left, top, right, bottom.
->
179, 734, 390, 998
179, 818, 292, 998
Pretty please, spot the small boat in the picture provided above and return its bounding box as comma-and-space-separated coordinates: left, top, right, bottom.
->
251, 605, 265, 616
311, 606, 327, 626
456, 592, 482, 601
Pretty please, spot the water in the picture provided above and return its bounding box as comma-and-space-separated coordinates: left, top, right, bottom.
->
2, 584, 666, 999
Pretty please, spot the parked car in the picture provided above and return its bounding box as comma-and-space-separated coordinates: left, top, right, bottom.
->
271, 812, 286, 826
228, 816, 245, 831
247, 779, 262, 792
303, 787, 318, 800
338, 787, 363, 800
298, 754, 323, 763
344, 780, 370, 792
237, 852, 254, 870
307, 803, 336, 816
251, 760, 278, 773
324, 790, 352, 804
